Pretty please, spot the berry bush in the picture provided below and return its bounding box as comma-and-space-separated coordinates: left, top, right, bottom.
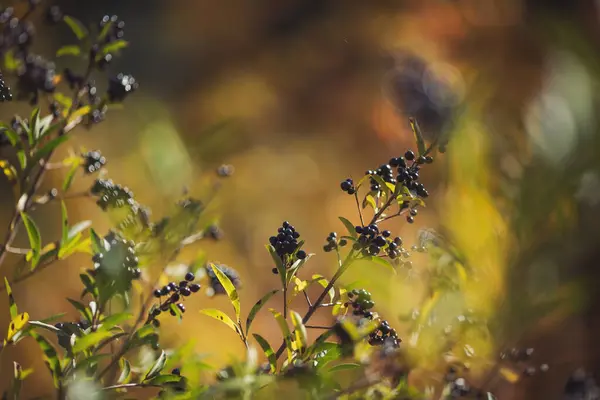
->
0, 2, 588, 400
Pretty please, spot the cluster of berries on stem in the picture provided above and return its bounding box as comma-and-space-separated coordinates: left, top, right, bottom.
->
347, 289, 400, 348
148, 272, 201, 326
269, 221, 307, 274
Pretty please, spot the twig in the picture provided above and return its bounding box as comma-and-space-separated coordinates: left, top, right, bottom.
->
354, 191, 364, 227
103, 383, 160, 391
305, 325, 333, 330
302, 290, 312, 307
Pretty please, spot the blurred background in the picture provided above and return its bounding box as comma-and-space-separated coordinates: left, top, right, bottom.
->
2, 0, 600, 398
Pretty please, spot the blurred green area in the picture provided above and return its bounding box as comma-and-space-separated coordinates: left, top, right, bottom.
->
1, 0, 600, 398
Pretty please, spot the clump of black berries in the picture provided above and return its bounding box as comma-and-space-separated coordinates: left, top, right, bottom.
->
147, 271, 200, 325
268, 221, 304, 263
353, 224, 406, 262
205, 264, 241, 295
98, 15, 125, 44
90, 179, 135, 210
0, 72, 12, 102
16, 54, 56, 105
107, 73, 138, 102
323, 231, 347, 252
205, 224, 224, 240
340, 178, 355, 195
82, 150, 106, 174
0, 6, 36, 55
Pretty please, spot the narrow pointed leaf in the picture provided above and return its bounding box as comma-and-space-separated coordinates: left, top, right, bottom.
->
269, 309, 293, 362
338, 216, 357, 238
266, 244, 286, 287
210, 263, 240, 322
252, 334, 276, 373
118, 359, 132, 384
63, 16, 88, 40
409, 117, 426, 156
4, 277, 17, 319
328, 363, 361, 373
56, 45, 81, 57
60, 201, 69, 248
144, 350, 167, 381
290, 310, 307, 353
72, 331, 114, 353
20, 213, 41, 268
246, 289, 278, 333
199, 309, 243, 338
29, 331, 61, 388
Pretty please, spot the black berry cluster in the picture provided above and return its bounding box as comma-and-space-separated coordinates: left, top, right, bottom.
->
90, 179, 135, 211
323, 232, 347, 252
148, 272, 201, 326
268, 221, 306, 267
0, 6, 36, 57
206, 264, 241, 295
107, 73, 138, 102
0, 71, 12, 101
82, 81, 108, 127
53, 320, 92, 350
340, 178, 356, 195
353, 224, 410, 265
98, 15, 125, 44
348, 289, 400, 349
82, 150, 106, 174
16, 54, 56, 104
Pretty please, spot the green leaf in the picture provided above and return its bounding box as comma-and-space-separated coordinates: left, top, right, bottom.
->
312, 275, 335, 303
29, 331, 61, 388
210, 263, 241, 322
0, 126, 19, 146
28, 321, 61, 333
252, 334, 276, 373
20, 213, 41, 269
286, 251, 312, 286
117, 359, 132, 384
56, 45, 81, 57
327, 363, 361, 373
245, 289, 278, 334
36, 115, 55, 141
290, 310, 307, 353
144, 350, 167, 381
90, 229, 108, 254
62, 162, 79, 192
80, 274, 97, 298
266, 244, 286, 287
368, 256, 397, 274
66, 298, 92, 322
28, 108, 40, 145
101, 40, 129, 56
269, 309, 293, 362
67, 221, 92, 240
4, 277, 17, 319
74, 354, 111, 371
99, 312, 132, 330
53, 93, 73, 110
32, 135, 69, 165
63, 16, 88, 40
145, 374, 183, 385
72, 330, 114, 353
311, 342, 341, 369
409, 117, 426, 156
16, 150, 26, 170
338, 217, 357, 238
60, 201, 69, 248
98, 19, 114, 42
199, 309, 243, 338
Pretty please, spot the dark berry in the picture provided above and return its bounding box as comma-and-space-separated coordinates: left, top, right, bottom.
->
425, 156, 433, 164
172, 368, 181, 376
272, 267, 278, 274
355, 226, 363, 234
382, 230, 391, 237
339, 239, 347, 246
170, 293, 180, 302
190, 283, 201, 292
296, 250, 307, 260
153, 289, 162, 298
177, 303, 186, 313
417, 156, 426, 164
180, 287, 191, 297
152, 319, 160, 327
404, 150, 415, 161
410, 209, 418, 216
185, 272, 195, 281
406, 216, 414, 224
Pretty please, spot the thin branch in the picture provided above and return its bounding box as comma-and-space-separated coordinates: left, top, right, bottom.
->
103, 383, 161, 391
4, 246, 29, 255
354, 191, 364, 227
305, 325, 333, 330
302, 290, 312, 307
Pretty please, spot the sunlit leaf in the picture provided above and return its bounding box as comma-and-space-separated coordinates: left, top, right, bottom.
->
32, 135, 69, 165
67, 298, 92, 322
338, 216, 357, 238
72, 331, 114, 353
4, 277, 17, 319
90, 229, 109, 254
63, 16, 88, 40
20, 213, 41, 269
199, 309, 242, 338
101, 40, 128, 56
368, 256, 397, 275
56, 45, 81, 57
269, 309, 293, 362
246, 289, 278, 334
144, 350, 167, 381
266, 244, 286, 287
499, 367, 520, 383
60, 201, 69, 248
99, 312, 132, 330
74, 354, 111, 371
62, 162, 79, 192
5, 312, 29, 343
312, 275, 335, 303
252, 334, 276, 373
409, 117, 426, 156
118, 359, 132, 384
290, 310, 307, 353
210, 263, 241, 322
29, 331, 61, 388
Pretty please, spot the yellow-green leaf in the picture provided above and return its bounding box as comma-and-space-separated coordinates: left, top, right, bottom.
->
63, 16, 88, 40
252, 334, 276, 373
210, 263, 241, 322
72, 331, 114, 354
290, 310, 307, 353
20, 213, 41, 269
199, 309, 242, 338
5, 312, 28, 343
269, 309, 293, 362
56, 45, 81, 57
29, 331, 61, 388
338, 216, 357, 238
245, 289, 278, 334
409, 117, 426, 156
4, 277, 17, 319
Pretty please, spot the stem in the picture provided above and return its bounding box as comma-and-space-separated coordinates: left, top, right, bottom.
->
0, 60, 94, 278
354, 191, 364, 227
302, 290, 312, 307
305, 325, 333, 330
103, 383, 160, 391
283, 286, 288, 319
